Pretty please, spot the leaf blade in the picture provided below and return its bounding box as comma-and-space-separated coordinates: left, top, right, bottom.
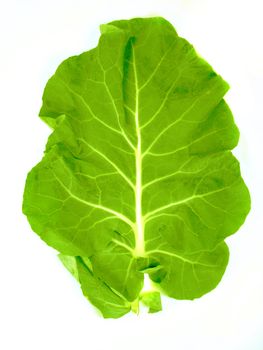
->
23, 17, 251, 317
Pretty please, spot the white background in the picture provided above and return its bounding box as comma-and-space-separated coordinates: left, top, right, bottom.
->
0, 0, 262, 349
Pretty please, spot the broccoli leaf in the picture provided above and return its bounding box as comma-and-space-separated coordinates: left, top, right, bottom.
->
59, 254, 131, 318
140, 291, 162, 313
23, 17, 250, 318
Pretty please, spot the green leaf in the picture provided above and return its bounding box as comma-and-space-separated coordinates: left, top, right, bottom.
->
58, 253, 80, 280
23, 17, 250, 317
61, 255, 131, 318
140, 291, 162, 313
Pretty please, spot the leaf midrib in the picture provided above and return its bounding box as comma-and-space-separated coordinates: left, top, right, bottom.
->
132, 46, 145, 256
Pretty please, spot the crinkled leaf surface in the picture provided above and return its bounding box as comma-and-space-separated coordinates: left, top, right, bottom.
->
23, 17, 250, 318
59, 254, 131, 318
